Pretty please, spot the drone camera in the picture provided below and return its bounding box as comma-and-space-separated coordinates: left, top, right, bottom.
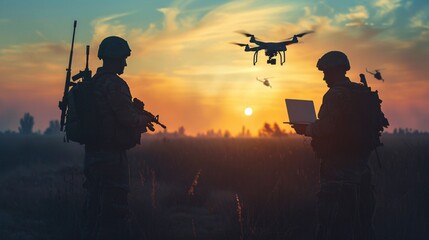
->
267, 58, 276, 65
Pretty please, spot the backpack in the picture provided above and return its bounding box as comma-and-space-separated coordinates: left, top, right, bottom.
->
65, 78, 100, 144
311, 81, 389, 158
345, 82, 389, 152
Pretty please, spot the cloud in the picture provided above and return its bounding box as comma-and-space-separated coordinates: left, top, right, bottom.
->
404, 1, 413, 9
0, 42, 71, 78
335, 5, 370, 26
35, 30, 47, 40
158, 8, 180, 32
0, 41, 92, 132
90, 12, 136, 45
84, 0, 302, 134
410, 12, 429, 30
374, 0, 402, 16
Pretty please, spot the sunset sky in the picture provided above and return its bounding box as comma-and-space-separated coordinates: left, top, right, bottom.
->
0, 0, 428, 136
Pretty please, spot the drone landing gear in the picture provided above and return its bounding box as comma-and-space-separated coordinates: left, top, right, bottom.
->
253, 50, 285, 65
253, 50, 259, 65
278, 51, 285, 65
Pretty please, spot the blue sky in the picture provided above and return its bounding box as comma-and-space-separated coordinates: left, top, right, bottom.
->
1, 0, 426, 46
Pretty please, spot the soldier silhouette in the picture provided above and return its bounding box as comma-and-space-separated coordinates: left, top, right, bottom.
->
81, 36, 153, 240
293, 51, 381, 240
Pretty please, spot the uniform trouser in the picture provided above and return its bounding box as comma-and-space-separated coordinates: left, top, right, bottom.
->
316, 181, 376, 240
82, 149, 130, 240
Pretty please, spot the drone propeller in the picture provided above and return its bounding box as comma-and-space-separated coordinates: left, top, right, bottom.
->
285, 31, 315, 40
295, 31, 314, 37
367, 67, 386, 72
236, 31, 254, 38
257, 77, 274, 81
230, 42, 248, 47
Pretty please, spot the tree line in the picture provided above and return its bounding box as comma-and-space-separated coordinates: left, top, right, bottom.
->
4, 112, 428, 137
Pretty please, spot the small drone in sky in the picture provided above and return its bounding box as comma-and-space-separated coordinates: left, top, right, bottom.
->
231, 31, 314, 65
366, 68, 385, 82
256, 77, 272, 88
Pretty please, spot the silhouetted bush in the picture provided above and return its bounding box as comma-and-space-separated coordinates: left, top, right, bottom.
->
18, 112, 34, 135
44, 120, 61, 135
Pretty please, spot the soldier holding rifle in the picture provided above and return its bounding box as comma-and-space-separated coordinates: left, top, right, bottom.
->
59, 23, 166, 239
81, 36, 168, 240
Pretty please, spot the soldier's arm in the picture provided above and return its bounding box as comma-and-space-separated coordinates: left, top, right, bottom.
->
104, 78, 149, 128
305, 88, 346, 137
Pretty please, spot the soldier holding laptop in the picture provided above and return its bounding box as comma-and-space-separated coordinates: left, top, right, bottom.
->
291, 51, 388, 240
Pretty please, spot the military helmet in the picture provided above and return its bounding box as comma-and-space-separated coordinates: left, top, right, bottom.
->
316, 51, 350, 71
97, 36, 131, 60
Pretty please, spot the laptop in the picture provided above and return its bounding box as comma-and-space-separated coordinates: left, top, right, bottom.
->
283, 99, 317, 125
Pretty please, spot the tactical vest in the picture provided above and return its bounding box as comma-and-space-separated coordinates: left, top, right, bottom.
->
65, 72, 141, 149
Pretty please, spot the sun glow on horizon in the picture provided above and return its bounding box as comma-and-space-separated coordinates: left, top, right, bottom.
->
244, 107, 253, 116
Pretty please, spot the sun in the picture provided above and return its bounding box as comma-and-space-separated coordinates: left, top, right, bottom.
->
244, 107, 253, 116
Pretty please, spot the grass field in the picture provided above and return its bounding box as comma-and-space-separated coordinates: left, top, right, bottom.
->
0, 133, 428, 240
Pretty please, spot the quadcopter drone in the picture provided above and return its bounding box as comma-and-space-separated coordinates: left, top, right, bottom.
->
231, 31, 314, 65
256, 77, 272, 88
366, 68, 385, 82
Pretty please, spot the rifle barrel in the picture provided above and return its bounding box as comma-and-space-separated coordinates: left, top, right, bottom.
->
60, 20, 77, 131
155, 120, 167, 129
85, 45, 89, 70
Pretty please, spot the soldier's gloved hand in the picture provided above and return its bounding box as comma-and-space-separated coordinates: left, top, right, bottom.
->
138, 115, 153, 130
146, 122, 155, 132
292, 124, 308, 135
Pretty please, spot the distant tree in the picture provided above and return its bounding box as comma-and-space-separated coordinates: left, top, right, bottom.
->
206, 129, 222, 137
44, 120, 60, 135
272, 123, 287, 137
258, 123, 273, 137
18, 112, 34, 135
178, 126, 186, 136
224, 130, 231, 138
196, 129, 231, 138
391, 127, 428, 135
258, 122, 287, 137
2, 130, 17, 135
237, 126, 251, 138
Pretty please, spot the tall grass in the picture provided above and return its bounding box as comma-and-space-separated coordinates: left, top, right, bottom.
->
0, 134, 428, 239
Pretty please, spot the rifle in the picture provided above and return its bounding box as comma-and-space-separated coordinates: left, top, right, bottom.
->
359, 73, 368, 87
72, 45, 92, 83
59, 20, 77, 131
132, 98, 167, 131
